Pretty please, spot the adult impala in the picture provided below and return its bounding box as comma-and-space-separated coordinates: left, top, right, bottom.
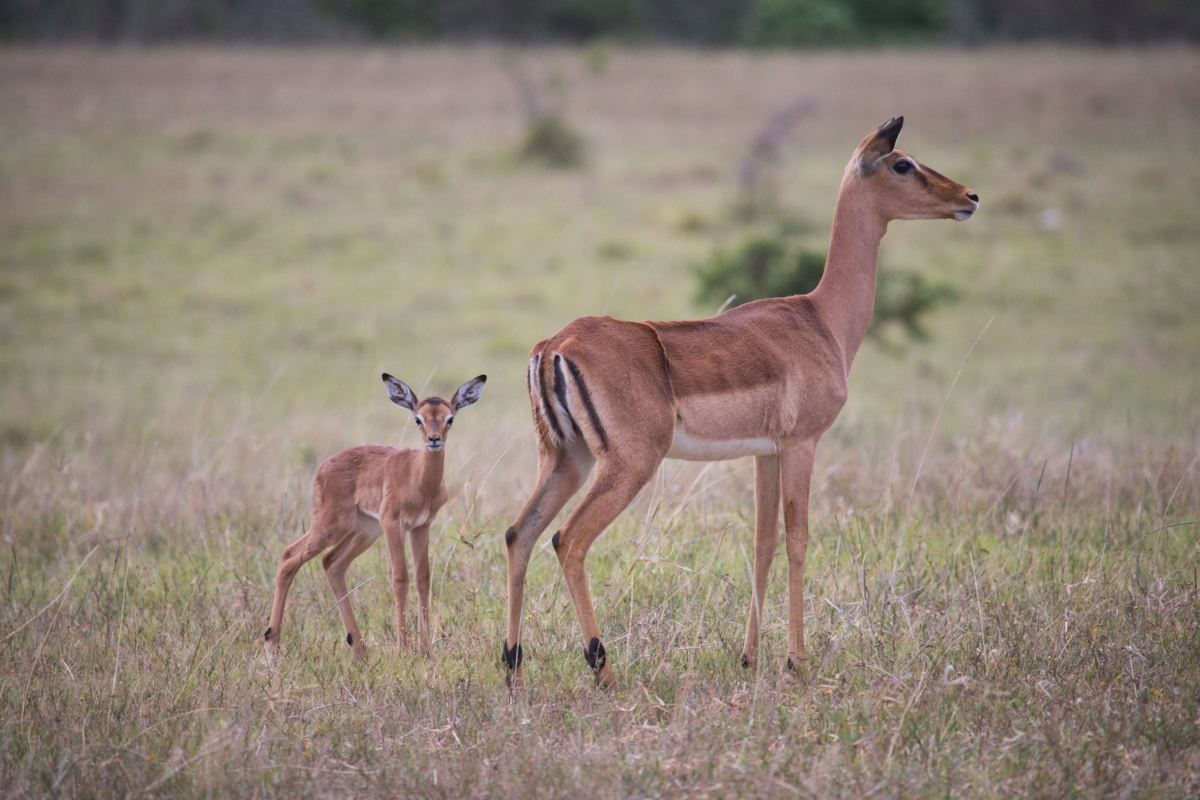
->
265, 373, 485, 657
501, 118, 978, 687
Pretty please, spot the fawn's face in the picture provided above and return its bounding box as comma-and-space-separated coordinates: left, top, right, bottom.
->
382, 373, 487, 453
412, 398, 455, 452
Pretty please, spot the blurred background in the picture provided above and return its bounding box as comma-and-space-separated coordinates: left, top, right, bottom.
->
3, 0, 1199, 44
1, 3, 1198, 538
1, 8, 1199, 795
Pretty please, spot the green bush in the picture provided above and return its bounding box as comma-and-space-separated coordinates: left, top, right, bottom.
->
744, 0, 952, 45
694, 231, 957, 341
744, 0, 857, 46
520, 115, 586, 168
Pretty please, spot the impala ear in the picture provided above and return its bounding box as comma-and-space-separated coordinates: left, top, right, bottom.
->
451, 375, 487, 413
382, 373, 418, 412
856, 116, 903, 175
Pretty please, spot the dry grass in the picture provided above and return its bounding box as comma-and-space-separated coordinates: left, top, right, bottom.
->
1, 46, 1198, 797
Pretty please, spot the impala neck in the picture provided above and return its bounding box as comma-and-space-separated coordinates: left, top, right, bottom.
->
807, 174, 888, 372
416, 446, 445, 496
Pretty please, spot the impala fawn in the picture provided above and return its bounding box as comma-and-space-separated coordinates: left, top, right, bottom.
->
265, 373, 485, 657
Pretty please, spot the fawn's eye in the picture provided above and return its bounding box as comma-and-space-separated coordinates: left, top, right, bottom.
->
893, 160, 911, 175
446, 416, 454, 426
415, 416, 424, 426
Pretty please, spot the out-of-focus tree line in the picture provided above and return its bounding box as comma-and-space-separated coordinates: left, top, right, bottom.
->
1, 0, 1197, 44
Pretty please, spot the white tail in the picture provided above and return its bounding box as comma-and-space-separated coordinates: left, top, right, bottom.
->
500, 117, 979, 687
265, 373, 485, 657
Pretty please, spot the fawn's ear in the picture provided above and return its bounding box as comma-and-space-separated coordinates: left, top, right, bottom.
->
382, 373, 418, 412
451, 375, 487, 413
855, 116, 903, 176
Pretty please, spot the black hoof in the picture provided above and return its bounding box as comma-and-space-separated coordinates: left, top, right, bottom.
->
583, 637, 607, 676
741, 653, 751, 669
264, 626, 272, 642
502, 639, 523, 672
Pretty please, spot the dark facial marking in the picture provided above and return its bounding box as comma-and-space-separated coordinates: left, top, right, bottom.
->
564, 357, 610, 451
420, 397, 446, 408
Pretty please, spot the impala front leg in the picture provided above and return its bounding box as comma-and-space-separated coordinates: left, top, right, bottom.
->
409, 522, 433, 656
780, 438, 817, 680
741, 453, 780, 669
383, 518, 411, 650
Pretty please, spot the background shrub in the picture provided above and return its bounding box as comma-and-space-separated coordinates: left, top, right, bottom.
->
695, 230, 957, 341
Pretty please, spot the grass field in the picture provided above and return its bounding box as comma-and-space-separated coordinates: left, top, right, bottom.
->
1, 46, 1198, 797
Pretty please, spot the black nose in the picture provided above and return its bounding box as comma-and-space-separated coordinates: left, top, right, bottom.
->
967, 192, 979, 203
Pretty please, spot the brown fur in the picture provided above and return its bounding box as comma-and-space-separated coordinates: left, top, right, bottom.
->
503, 118, 978, 687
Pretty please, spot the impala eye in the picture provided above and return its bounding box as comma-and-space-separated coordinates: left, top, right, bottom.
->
893, 160, 912, 175
415, 416, 424, 426
446, 416, 454, 426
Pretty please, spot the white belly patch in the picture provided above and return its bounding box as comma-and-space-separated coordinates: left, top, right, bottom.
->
355, 505, 430, 536
666, 427, 778, 461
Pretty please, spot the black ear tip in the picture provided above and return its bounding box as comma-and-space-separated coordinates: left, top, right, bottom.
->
477, 375, 487, 383
876, 116, 903, 148
382, 373, 392, 382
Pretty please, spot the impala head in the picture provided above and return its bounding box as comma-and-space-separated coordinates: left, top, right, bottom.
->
382, 373, 487, 452
849, 116, 979, 223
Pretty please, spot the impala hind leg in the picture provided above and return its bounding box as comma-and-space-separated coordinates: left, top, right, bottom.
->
554, 456, 661, 689
780, 439, 817, 680
321, 528, 377, 657
266, 515, 354, 653
503, 447, 593, 686
742, 454, 781, 670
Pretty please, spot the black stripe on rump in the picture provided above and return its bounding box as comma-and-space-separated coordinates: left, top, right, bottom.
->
552, 354, 578, 435
527, 354, 539, 416
537, 351, 566, 443
564, 356, 609, 451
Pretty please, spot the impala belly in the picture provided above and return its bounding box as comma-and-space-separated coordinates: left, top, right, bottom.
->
667, 426, 777, 461
355, 506, 384, 540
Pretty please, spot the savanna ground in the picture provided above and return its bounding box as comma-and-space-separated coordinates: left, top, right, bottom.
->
1, 46, 1199, 797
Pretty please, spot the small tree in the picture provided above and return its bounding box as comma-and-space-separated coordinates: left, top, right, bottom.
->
501, 51, 585, 168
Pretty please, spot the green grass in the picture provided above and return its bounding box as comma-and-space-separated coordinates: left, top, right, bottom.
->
1, 45, 1199, 797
